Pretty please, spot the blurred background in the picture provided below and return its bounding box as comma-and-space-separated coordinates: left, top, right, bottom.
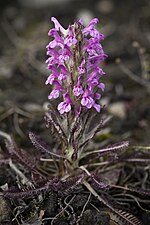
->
0, 0, 150, 144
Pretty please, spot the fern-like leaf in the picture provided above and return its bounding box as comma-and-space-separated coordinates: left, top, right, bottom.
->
98, 141, 129, 157
48, 174, 84, 196
81, 141, 129, 160
5, 136, 38, 171
29, 132, 66, 159
4, 182, 50, 199
114, 209, 143, 225
60, 174, 84, 195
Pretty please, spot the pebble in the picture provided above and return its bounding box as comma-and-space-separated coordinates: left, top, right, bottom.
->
108, 102, 126, 119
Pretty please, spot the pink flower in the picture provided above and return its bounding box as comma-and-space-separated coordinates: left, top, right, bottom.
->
45, 74, 55, 85
58, 102, 71, 114
45, 66, 59, 85
81, 90, 94, 109
81, 89, 101, 112
78, 59, 86, 74
57, 94, 72, 114
83, 18, 104, 40
73, 78, 84, 96
81, 96, 94, 109
48, 90, 59, 99
58, 65, 69, 81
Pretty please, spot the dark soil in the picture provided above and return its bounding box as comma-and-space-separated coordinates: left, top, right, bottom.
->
0, 0, 150, 224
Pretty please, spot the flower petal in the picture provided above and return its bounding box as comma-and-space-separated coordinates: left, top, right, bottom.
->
51, 17, 67, 35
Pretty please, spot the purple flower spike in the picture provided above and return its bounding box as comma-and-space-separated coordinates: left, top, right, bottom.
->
46, 17, 107, 114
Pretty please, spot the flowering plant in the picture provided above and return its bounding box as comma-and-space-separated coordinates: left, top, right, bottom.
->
1, 17, 148, 225
43, 17, 109, 166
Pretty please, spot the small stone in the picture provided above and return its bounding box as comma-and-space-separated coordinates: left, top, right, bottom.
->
108, 102, 126, 119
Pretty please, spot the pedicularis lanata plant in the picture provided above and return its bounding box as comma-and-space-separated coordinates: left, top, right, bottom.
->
44, 17, 107, 166
2, 17, 150, 225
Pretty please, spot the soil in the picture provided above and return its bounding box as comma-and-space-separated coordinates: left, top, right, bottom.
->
0, 0, 150, 225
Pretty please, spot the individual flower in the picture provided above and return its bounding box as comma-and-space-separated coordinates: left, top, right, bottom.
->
57, 94, 72, 114
81, 95, 94, 109
48, 81, 65, 100
81, 89, 94, 109
58, 65, 69, 81
48, 90, 59, 99
83, 18, 104, 40
73, 78, 84, 96
45, 66, 59, 85
78, 59, 86, 74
